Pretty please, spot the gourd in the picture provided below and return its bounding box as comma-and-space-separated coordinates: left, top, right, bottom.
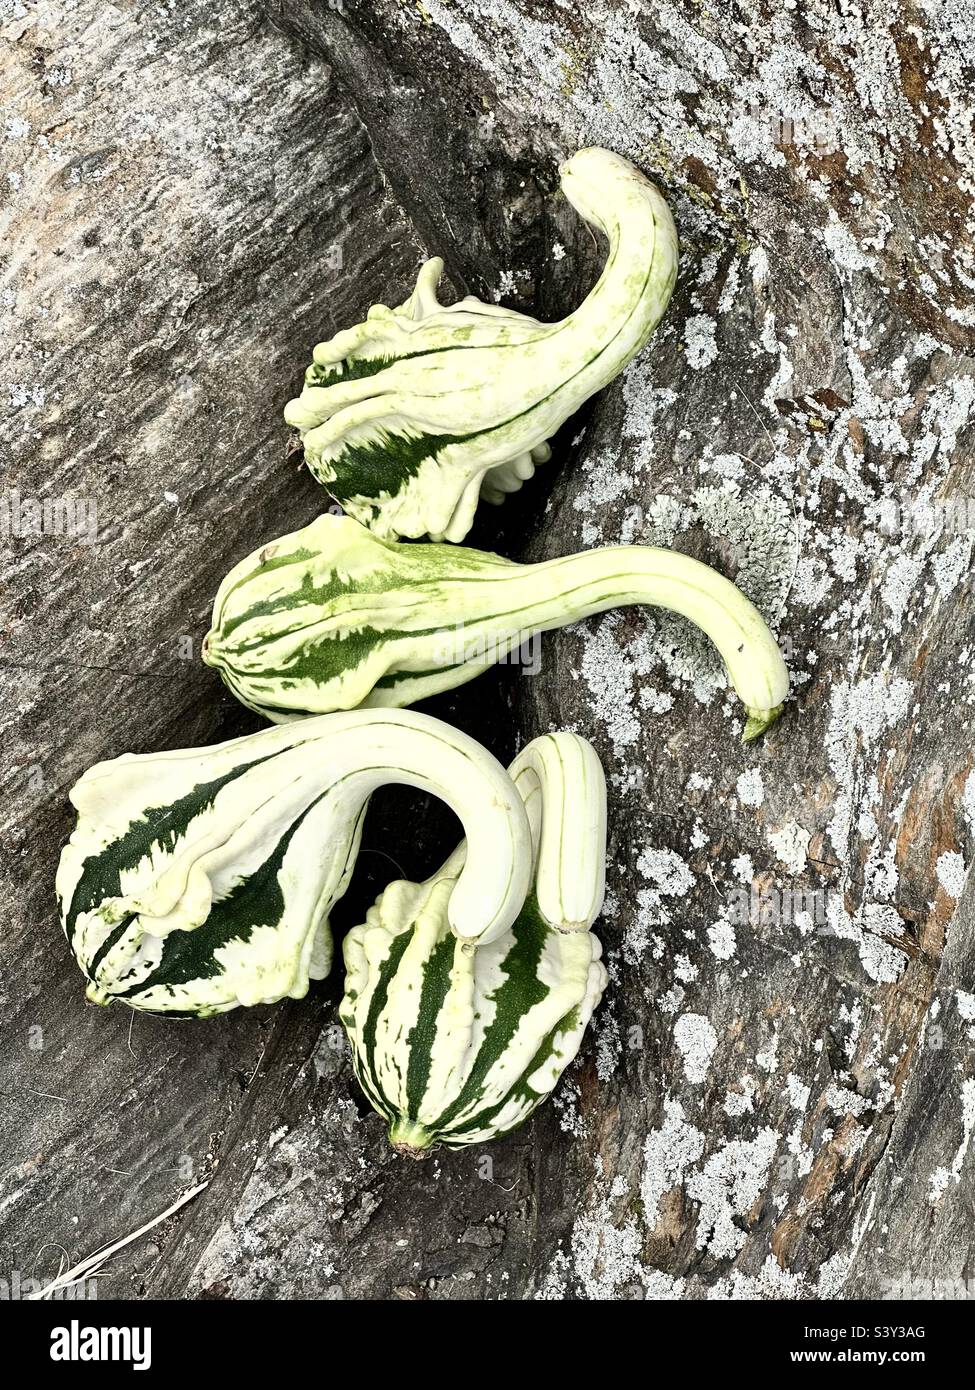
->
56, 710, 532, 1017
203, 512, 789, 742
340, 733, 608, 1154
284, 147, 678, 542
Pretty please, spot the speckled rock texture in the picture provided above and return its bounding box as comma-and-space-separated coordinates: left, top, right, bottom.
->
2, 0, 974, 1300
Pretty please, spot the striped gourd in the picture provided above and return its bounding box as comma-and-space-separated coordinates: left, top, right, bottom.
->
284, 147, 678, 542
340, 734, 608, 1154
56, 710, 532, 1017
204, 512, 789, 741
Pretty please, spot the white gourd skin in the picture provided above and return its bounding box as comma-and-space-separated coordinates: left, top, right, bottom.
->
507, 734, 606, 935
340, 733, 609, 1155
203, 513, 789, 742
284, 147, 678, 542
56, 710, 532, 1017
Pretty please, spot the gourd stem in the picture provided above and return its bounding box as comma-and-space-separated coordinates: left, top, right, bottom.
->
388, 1117, 437, 1157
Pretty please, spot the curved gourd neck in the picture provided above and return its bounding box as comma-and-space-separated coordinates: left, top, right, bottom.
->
319, 718, 531, 944
508, 734, 606, 932
493, 546, 786, 737
555, 156, 677, 363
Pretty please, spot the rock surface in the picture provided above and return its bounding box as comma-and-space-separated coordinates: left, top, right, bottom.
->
2, 0, 973, 1299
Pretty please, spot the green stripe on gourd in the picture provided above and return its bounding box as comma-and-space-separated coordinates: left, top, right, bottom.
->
203, 512, 789, 742
340, 733, 608, 1154
284, 147, 678, 542
56, 710, 532, 1017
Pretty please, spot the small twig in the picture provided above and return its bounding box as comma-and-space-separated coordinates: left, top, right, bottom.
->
485, 1177, 518, 1193
0, 1087, 66, 1104
732, 374, 780, 458
357, 846, 409, 880
27, 1182, 209, 1300
31, 1243, 70, 1284
245, 1034, 271, 1087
